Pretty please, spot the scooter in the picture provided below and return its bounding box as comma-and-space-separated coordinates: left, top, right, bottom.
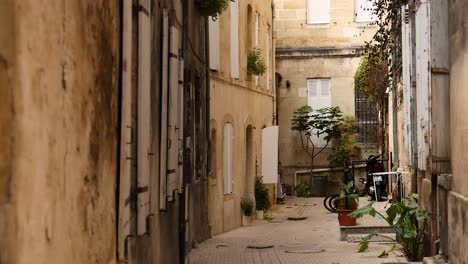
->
364, 154, 388, 201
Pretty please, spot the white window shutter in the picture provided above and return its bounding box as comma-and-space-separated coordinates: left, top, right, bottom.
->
266, 30, 271, 91
307, 79, 331, 147
137, 0, 152, 234
209, 18, 220, 71
230, 1, 239, 79
223, 123, 233, 194
159, 10, 169, 210
307, 0, 330, 24
167, 25, 180, 202
355, 0, 377, 22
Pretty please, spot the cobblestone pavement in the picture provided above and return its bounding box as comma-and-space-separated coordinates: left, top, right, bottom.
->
187, 197, 406, 264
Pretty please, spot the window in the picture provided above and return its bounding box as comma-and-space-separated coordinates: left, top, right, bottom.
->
355, 0, 377, 22
355, 89, 378, 143
230, 0, 239, 79
223, 123, 233, 194
307, 0, 330, 24
255, 13, 260, 88
307, 79, 331, 146
266, 28, 271, 91
209, 17, 219, 70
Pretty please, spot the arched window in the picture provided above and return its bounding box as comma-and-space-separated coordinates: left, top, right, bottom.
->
223, 123, 233, 194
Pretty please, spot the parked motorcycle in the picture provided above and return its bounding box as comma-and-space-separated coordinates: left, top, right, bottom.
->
364, 154, 388, 201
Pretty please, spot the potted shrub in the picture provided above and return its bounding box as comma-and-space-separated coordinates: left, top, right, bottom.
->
294, 183, 311, 197
240, 198, 253, 226
337, 181, 359, 226
255, 178, 270, 220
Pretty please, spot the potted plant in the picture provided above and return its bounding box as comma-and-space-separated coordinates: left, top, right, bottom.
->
294, 183, 311, 197
247, 47, 267, 76
337, 181, 359, 226
195, 0, 229, 20
255, 178, 270, 220
240, 198, 253, 226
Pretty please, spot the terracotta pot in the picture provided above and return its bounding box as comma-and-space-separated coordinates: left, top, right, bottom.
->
337, 209, 357, 226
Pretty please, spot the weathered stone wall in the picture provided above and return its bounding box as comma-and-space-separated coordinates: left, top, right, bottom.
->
0, 1, 120, 264
448, 0, 468, 262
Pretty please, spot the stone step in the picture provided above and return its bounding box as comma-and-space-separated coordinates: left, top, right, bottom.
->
340, 225, 395, 241
347, 233, 396, 243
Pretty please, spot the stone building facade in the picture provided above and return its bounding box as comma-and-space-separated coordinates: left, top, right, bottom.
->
207, 0, 276, 235
273, 0, 377, 193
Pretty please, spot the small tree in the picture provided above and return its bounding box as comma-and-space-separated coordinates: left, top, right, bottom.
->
328, 115, 360, 167
291, 105, 343, 173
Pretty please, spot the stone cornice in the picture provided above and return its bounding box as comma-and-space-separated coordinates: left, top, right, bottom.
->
275, 46, 366, 59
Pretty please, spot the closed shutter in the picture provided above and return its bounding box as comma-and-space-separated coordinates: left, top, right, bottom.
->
401, 5, 413, 166
159, 10, 169, 210
355, 0, 377, 22
261, 126, 279, 184
230, 0, 239, 79
209, 17, 219, 71
177, 59, 184, 193
307, 0, 330, 24
307, 79, 331, 146
223, 123, 233, 194
118, 0, 133, 259
266, 29, 271, 91
167, 25, 180, 202
137, 0, 152, 235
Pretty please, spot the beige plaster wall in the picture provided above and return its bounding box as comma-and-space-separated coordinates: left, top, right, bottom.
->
448, 0, 468, 262
208, 0, 275, 236
0, 1, 120, 263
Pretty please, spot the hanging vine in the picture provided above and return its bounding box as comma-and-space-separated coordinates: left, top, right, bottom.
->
355, 0, 409, 149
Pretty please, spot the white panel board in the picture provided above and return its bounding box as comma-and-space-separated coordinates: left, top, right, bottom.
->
137, 0, 152, 234
262, 126, 279, 184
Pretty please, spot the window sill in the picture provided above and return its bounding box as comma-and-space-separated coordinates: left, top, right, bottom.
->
304, 23, 330, 29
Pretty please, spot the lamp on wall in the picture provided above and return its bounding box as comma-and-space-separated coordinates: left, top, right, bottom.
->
286, 80, 291, 88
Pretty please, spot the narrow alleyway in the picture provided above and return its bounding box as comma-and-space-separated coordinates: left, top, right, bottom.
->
187, 198, 405, 264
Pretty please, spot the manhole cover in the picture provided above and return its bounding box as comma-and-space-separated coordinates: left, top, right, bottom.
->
287, 216, 308, 221
247, 245, 274, 249
285, 249, 325, 254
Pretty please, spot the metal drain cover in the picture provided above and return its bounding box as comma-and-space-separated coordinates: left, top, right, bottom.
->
285, 249, 325, 254
247, 245, 274, 249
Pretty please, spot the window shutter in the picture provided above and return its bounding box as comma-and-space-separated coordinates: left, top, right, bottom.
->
137, 0, 152, 234
223, 123, 233, 194
230, 1, 239, 79
355, 0, 377, 22
307, 0, 330, 24
118, 0, 133, 259
209, 18, 219, 71
177, 59, 184, 193
307, 79, 331, 146
167, 25, 180, 202
266, 30, 271, 91
159, 10, 169, 210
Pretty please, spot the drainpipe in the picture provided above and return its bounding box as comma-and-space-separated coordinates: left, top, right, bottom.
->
391, 28, 399, 170
180, 0, 189, 262
205, 17, 211, 179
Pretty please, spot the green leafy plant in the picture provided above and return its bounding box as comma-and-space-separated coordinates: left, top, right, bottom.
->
240, 198, 254, 217
255, 178, 270, 211
294, 183, 311, 197
340, 181, 359, 210
196, 0, 230, 20
247, 47, 267, 76
349, 194, 429, 261
328, 116, 360, 168
291, 105, 343, 172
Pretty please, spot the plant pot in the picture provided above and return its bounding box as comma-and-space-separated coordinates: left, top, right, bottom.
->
242, 215, 251, 226
337, 209, 357, 226
256, 210, 264, 220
